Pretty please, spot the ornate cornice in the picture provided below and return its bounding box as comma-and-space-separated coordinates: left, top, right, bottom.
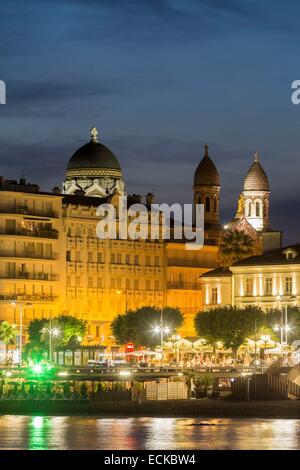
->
66, 168, 122, 179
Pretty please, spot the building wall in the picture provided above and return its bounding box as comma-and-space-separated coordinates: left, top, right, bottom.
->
0, 188, 221, 344
201, 277, 232, 309
231, 265, 300, 309
0, 190, 65, 324
165, 242, 219, 335
63, 199, 165, 342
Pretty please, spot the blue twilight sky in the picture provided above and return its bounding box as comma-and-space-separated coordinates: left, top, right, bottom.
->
1, 0, 300, 243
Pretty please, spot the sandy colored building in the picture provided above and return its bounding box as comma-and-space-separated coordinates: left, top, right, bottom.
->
0, 129, 223, 344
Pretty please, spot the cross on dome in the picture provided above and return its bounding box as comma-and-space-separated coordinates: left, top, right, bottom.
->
90, 126, 98, 142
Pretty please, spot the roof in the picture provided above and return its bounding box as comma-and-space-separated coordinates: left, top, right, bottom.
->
232, 244, 300, 267
67, 140, 121, 171
243, 153, 269, 191
194, 144, 220, 187
201, 266, 232, 278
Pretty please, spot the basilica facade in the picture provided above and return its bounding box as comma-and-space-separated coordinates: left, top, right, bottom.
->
0, 127, 278, 345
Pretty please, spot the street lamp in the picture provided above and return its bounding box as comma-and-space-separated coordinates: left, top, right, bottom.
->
274, 324, 283, 346
11, 301, 32, 367
260, 334, 270, 359
153, 308, 170, 365
41, 326, 60, 366
116, 289, 128, 313
276, 294, 296, 344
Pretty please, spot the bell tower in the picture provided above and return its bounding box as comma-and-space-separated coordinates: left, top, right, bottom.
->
193, 144, 222, 243
242, 152, 270, 231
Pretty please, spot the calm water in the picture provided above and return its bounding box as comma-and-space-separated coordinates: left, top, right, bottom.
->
0, 415, 300, 450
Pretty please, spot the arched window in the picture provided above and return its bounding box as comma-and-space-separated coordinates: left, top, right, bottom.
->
214, 196, 217, 213
205, 196, 210, 212
256, 201, 260, 217
247, 202, 251, 217
198, 195, 202, 205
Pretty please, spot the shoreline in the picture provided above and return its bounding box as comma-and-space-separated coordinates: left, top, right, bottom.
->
1, 399, 300, 418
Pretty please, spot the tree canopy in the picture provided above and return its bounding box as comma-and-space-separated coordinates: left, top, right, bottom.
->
220, 230, 254, 266
0, 321, 17, 348
27, 315, 88, 348
194, 306, 265, 356
111, 306, 184, 348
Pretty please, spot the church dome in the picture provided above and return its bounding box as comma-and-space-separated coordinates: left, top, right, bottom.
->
244, 153, 269, 191
65, 127, 122, 179
194, 144, 220, 187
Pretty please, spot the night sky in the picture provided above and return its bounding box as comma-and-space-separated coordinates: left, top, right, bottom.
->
1, 0, 300, 243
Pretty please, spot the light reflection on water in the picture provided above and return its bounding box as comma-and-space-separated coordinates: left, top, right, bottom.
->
0, 415, 299, 450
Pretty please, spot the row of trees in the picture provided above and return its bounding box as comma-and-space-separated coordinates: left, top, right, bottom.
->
111, 305, 300, 354
0, 316, 88, 363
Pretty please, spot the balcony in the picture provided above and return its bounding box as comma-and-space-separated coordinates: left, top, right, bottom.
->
0, 294, 58, 302
0, 251, 58, 260
167, 282, 201, 290
0, 272, 59, 281
0, 228, 59, 239
0, 206, 59, 218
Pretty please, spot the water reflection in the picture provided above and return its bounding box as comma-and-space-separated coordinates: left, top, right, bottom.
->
0, 415, 299, 450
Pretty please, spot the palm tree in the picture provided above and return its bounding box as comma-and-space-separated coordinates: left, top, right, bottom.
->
0, 321, 17, 362
220, 230, 254, 266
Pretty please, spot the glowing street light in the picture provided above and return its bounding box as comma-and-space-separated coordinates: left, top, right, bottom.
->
276, 294, 296, 344
116, 289, 128, 313
153, 308, 171, 365
11, 301, 32, 367
41, 326, 60, 366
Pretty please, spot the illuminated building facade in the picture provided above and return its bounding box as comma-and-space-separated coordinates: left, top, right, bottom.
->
0, 128, 286, 343
0, 129, 221, 343
201, 246, 300, 311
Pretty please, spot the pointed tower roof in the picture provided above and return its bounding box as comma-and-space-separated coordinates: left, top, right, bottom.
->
194, 144, 220, 187
243, 152, 269, 191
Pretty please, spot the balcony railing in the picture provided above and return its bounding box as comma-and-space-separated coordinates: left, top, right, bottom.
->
167, 282, 201, 290
0, 207, 59, 218
0, 251, 58, 260
0, 294, 58, 302
0, 228, 59, 239
0, 273, 59, 281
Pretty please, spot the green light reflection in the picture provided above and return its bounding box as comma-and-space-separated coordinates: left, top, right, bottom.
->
28, 416, 51, 450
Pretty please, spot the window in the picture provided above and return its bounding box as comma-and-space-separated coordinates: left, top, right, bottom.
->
66, 250, 71, 262
76, 251, 81, 262
87, 277, 93, 288
214, 197, 217, 213
116, 278, 122, 289
246, 278, 253, 296
134, 255, 139, 265
116, 253, 122, 264
110, 253, 115, 264
154, 280, 160, 291
110, 278, 115, 289
146, 280, 151, 290
247, 202, 251, 217
146, 256, 150, 266
126, 278, 130, 289
179, 273, 184, 287
265, 277, 273, 295
97, 278, 103, 289
97, 252, 103, 263
125, 254, 130, 265
88, 252, 93, 262
285, 277, 293, 295
155, 256, 160, 267
211, 287, 218, 305
205, 196, 210, 212
96, 326, 100, 338
256, 202, 260, 217
134, 279, 139, 290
